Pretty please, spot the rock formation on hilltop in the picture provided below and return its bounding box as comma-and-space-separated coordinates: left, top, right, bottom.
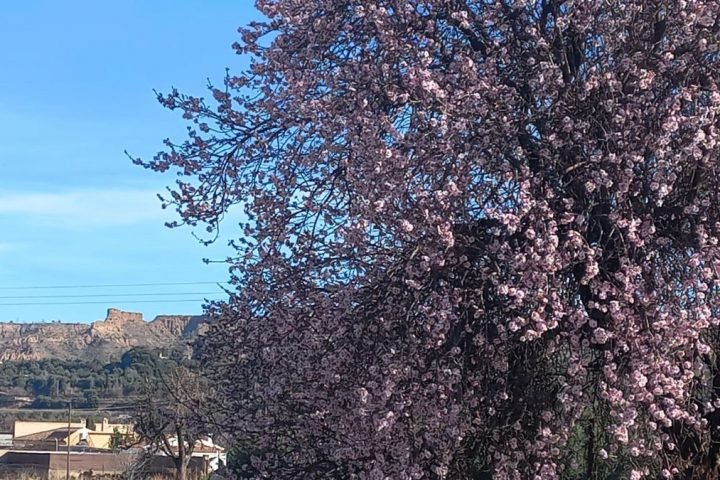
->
0, 308, 208, 362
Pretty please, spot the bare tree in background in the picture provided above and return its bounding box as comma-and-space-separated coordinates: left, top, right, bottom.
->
117, 447, 152, 480
133, 366, 210, 480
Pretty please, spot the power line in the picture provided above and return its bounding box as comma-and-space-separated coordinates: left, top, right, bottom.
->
0, 292, 223, 300
0, 298, 222, 306
0, 281, 228, 290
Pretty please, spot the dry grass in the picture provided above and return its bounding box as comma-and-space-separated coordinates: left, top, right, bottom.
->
0, 468, 207, 480
0, 471, 129, 480
0, 469, 46, 480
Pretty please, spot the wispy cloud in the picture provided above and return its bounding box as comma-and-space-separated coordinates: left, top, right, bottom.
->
0, 189, 171, 228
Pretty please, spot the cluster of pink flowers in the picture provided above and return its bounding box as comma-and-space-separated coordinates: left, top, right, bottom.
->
136, 0, 720, 478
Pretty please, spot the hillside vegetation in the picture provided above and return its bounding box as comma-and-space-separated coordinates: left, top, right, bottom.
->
0, 347, 187, 409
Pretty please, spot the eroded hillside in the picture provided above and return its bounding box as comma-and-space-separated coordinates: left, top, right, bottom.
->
0, 308, 207, 362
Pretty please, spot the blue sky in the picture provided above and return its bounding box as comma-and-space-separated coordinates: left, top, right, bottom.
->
0, 1, 259, 322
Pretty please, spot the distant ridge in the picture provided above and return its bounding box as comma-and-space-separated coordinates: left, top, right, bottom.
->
0, 308, 208, 362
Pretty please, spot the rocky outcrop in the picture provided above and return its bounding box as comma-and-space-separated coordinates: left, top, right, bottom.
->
0, 308, 207, 362
105, 308, 144, 324
150, 314, 208, 337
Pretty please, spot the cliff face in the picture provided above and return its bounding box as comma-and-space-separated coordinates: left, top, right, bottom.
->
0, 308, 207, 362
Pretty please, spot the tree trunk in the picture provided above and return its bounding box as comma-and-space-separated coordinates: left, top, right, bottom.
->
175, 454, 189, 480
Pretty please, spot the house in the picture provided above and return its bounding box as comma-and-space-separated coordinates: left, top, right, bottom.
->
4, 421, 222, 477
12, 418, 134, 451
159, 435, 227, 471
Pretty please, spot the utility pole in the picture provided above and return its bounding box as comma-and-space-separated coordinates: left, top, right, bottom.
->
66, 401, 71, 480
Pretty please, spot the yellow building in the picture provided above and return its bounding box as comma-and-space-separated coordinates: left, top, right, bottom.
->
12, 418, 134, 450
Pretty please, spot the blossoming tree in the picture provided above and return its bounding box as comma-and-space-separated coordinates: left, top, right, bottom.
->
135, 1, 720, 478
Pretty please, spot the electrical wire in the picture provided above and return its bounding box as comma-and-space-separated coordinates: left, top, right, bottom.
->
0, 298, 223, 306
0, 281, 228, 290
0, 292, 223, 299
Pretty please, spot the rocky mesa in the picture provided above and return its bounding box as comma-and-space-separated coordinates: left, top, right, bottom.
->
0, 308, 207, 362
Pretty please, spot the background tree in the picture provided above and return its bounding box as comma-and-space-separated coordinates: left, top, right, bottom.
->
117, 447, 153, 480
110, 426, 133, 452
133, 366, 209, 480
136, 0, 720, 478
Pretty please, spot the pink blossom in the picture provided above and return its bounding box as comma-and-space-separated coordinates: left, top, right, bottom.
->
137, 0, 720, 477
